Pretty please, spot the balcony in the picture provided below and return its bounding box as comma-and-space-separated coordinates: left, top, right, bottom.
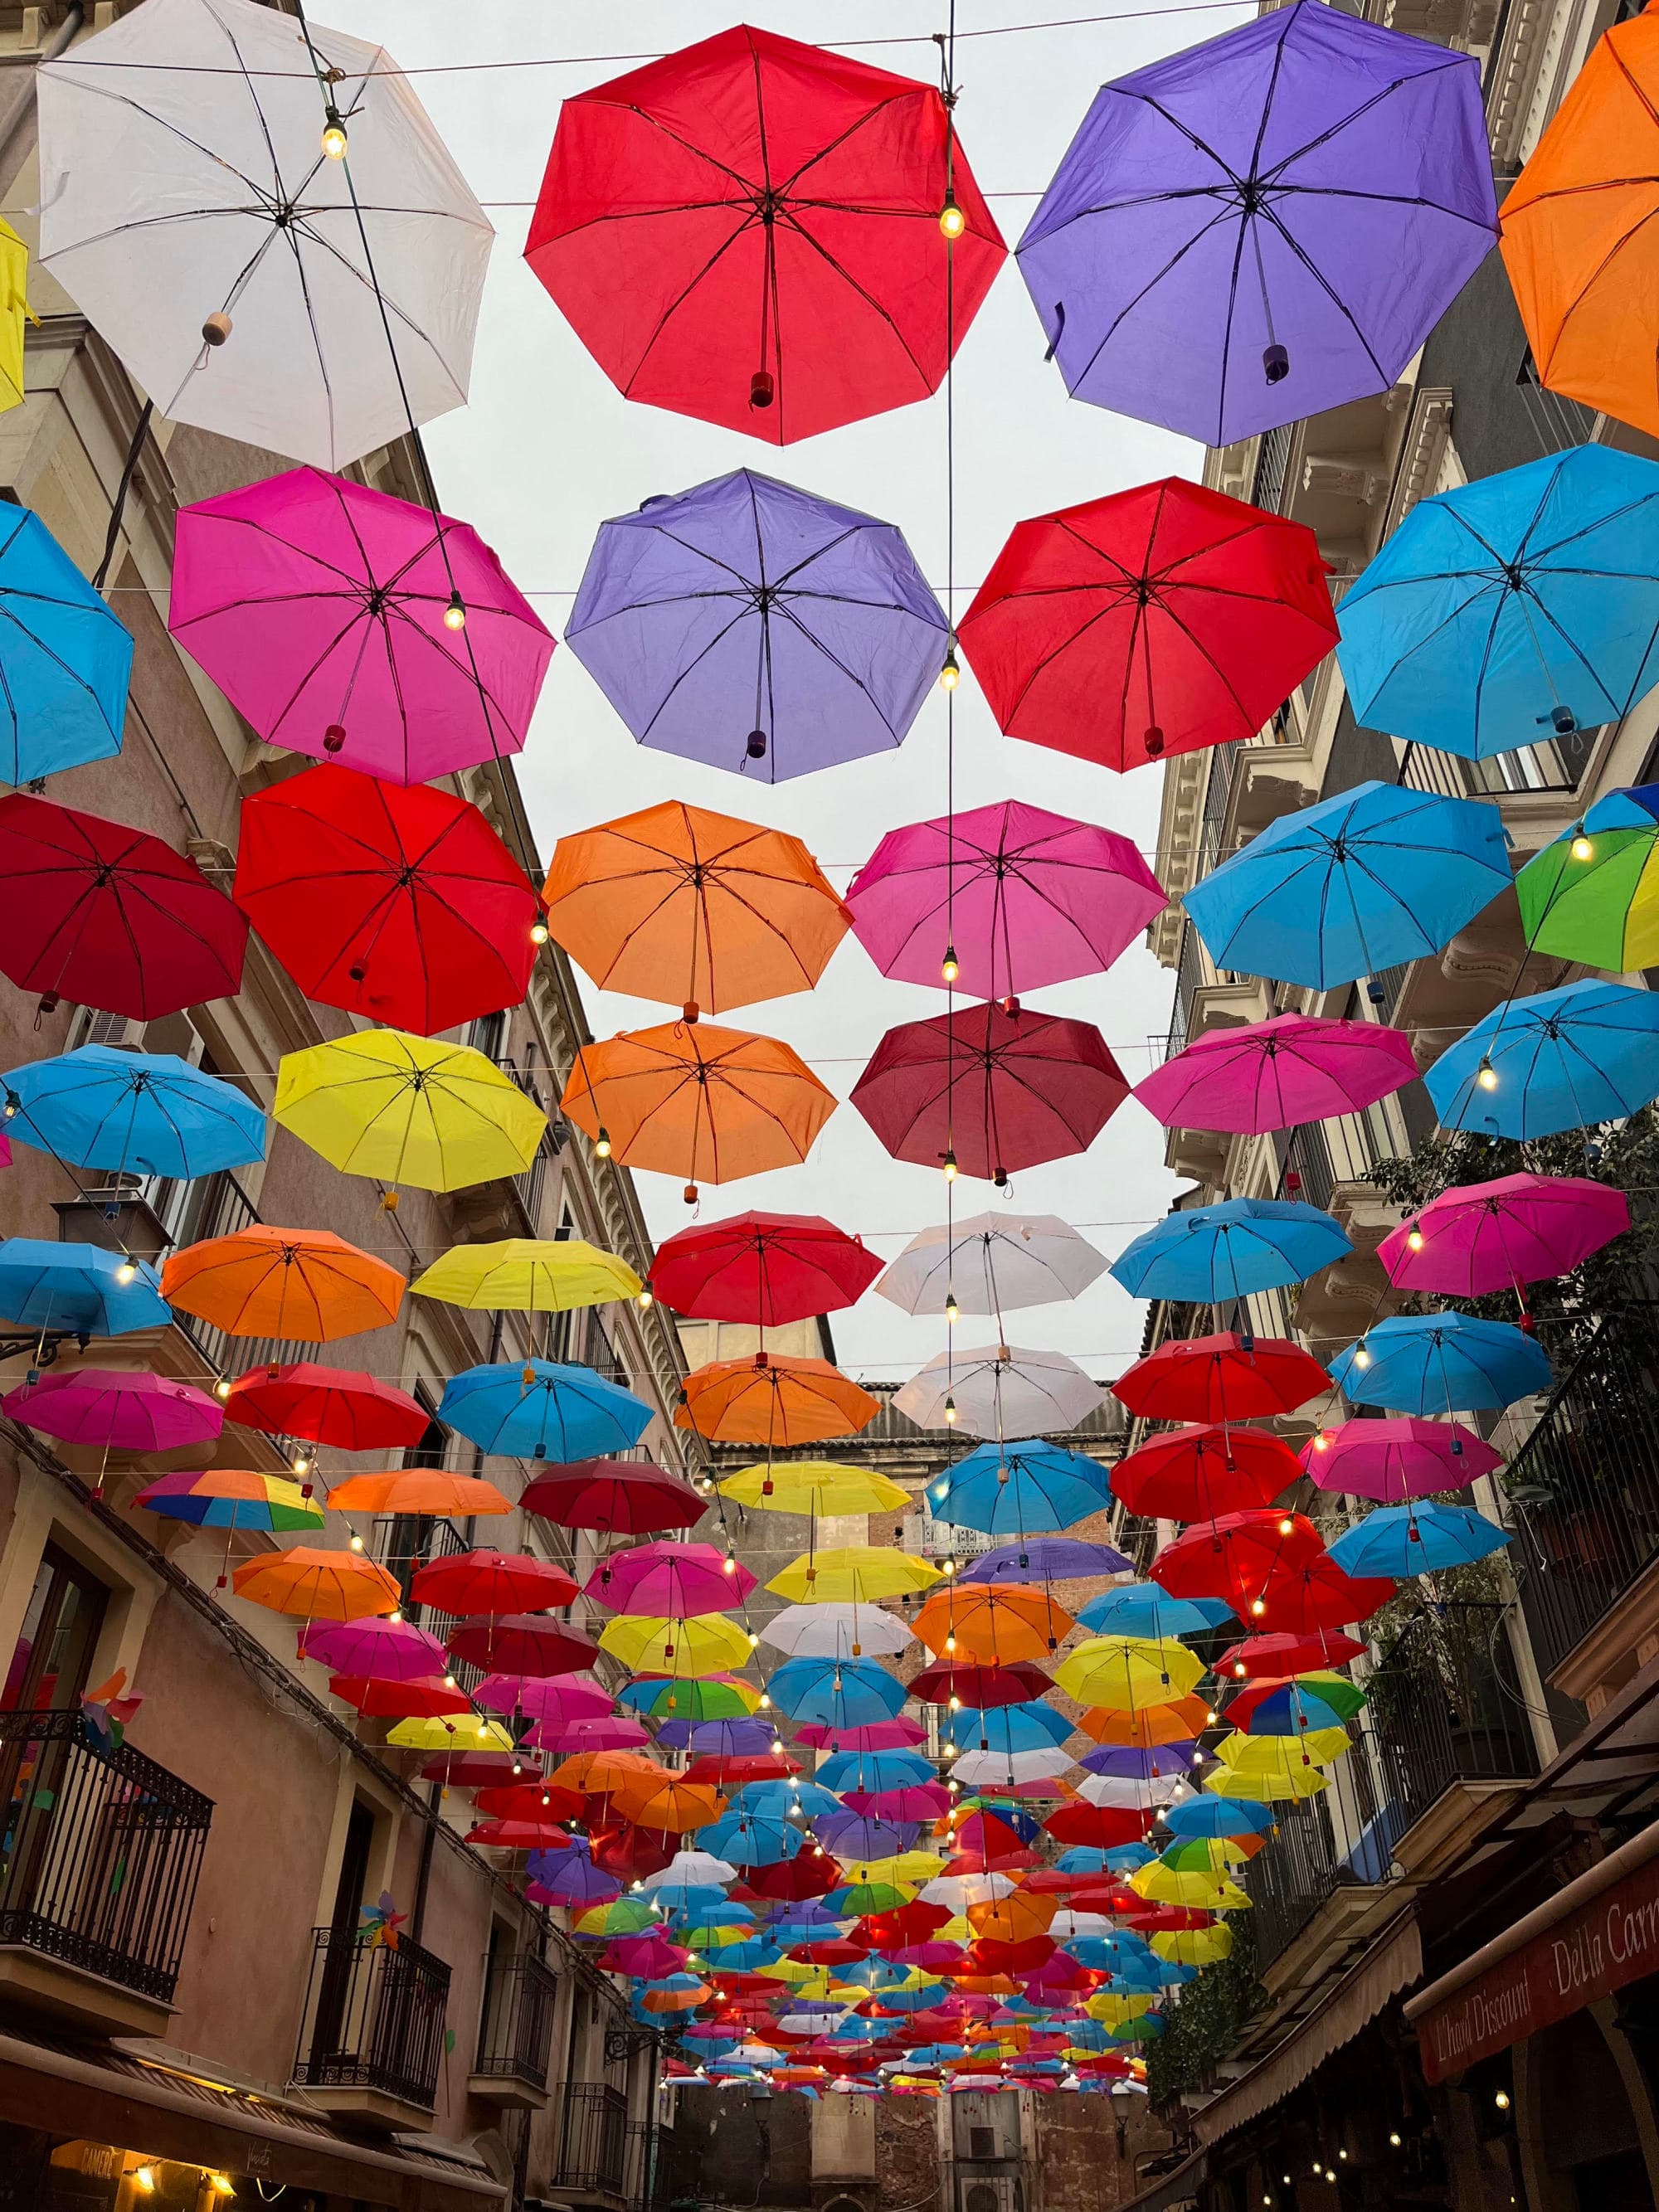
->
292, 1923, 451, 2131
557, 2080, 631, 2199
0, 1709, 212, 2037
469, 1950, 558, 2107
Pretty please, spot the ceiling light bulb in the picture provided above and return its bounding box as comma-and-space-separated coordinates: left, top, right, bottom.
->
941, 1150, 958, 1182
1477, 1057, 1498, 1091
939, 197, 966, 240
939, 650, 961, 692
944, 1397, 957, 1425
214, 1377, 233, 1400
1277, 1517, 1294, 1536
530, 920, 550, 945
115, 1260, 138, 1285
321, 105, 348, 159
1406, 1227, 1423, 1252
595, 1127, 612, 1159
941, 945, 960, 985
443, 589, 467, 632
1572, 834, 1593, 861
349, 1533, 365, 1553
638, 1289, 654, 1309
292, 1452, 310, 1475
1250, 1598, 1266, 1617
944, 1293, 960, 1325
1352, 1345, 1371, 1369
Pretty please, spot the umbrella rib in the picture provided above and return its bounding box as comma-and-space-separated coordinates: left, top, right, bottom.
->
1065, 203, 1241, 401
39, 75, 276, 207
620, 216, 766, 397
633, 607, 756, 742
771, 207, 936, 392
287, 218, 469, 413
1254, 200, 1389, 386
769, 600, 907, 743
1260, 55, 1477, 184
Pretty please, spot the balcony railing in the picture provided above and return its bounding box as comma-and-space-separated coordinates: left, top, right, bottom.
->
474, 1951, 558, 2089
626, 2118, 673, 2209
293, 1924, 451, 2111
0, 1710, 212, 2004
558, 2080, 630, 2196
162, 1170, 286, 1383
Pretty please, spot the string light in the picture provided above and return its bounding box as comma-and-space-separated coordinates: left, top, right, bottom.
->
1571, 832, 1593, 860
1352, 1344, 1371, 1369
1477, 1057, 1498, 1091
114, 1260, 138, 1285
1389, 2133, 1402, 2148
348, 1532, 365, 1553
214, 1377, 233, 1400
530, 919, 550, 944
941, 943, 960, 984
638, 1288, 654, 1309
944, 1291, 960, 1324
1406, 1224, 1423, 1251
1494, 2090, 1510, 2111
939, 195, 966, 238
321, 104, 348, 158
941, 1148, 958, 1182
595, 1127, 612, 1158
443, 588, 467, 631
939, 649, 961, 691
944, 1395, 958, 1424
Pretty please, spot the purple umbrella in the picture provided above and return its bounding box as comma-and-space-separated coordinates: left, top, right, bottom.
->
528, 1844, 623, 1908
1018, 0, 1498, 446
2, 1366, 221, 1451
847, 800, 1166, 1002
958, 1538, 1132, 1587
299, 1616, 448, 1681
1080, 1743, 1201, 1781
1134, 1014, 1420, 1136
565, 469, 946, 783
670, 1717, 779, 1756
813, 1815, 919, 1860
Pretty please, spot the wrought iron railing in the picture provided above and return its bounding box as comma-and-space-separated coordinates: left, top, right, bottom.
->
474, 1951, 558, 2088
626, 2118, 672, 2209
557, 2080, 630, 2195
161, 1170, 287, 1385
0, 1710, 212, 2003
1253, 422, 1296, 514
293, 1924, 451, 2110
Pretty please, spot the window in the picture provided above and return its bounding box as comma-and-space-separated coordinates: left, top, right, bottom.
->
467, 1010, 507, 1064
2, 1545, 109, 1713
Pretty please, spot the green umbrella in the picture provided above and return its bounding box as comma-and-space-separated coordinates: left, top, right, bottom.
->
1517, 785, 1659, 970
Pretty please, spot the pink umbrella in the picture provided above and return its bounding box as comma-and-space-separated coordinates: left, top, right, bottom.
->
845, 799, 1165, 1000
168, 468, 556, 785
2, 1366, 222, 1451
528, 1715, 653, 1753
1378, 1173, 1630, 1295
477, 1673, 613, 1723
604, 1932, 692, 1976
1300, 1417, 1502, 1503
794, 1719, 927, 1751
1134, 1014, 1418, 1135
299, 1616, 448, 1680
585, 1539, 757, 1615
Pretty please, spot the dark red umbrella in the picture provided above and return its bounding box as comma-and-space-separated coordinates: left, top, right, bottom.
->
966, 1936, 1054, 1976
1217, 1631, 1367, 1681
908, 1660, 1052, 1708
958, 479, 1335, 773
859, 1902, 951, 1946
472, 1781, 586, 1822
411, 1550, 579, 1616
851, 1003, 1127, 1183
590, 1824, 680, 1882
790, 1939, 871, 1966
226, 1362, 429, 1451
1112, 1330, 1329, 1424
525, 25, 1005, 444
234, 764, 539, 1037
649, 1211, 882, 1325
445, 1616, 600, 1677
739, 1852, 844, 1902
416, 1750, 541, 1788
1112, 1423, 1305, 1521
0, 792, 246, 1018
1041, 1803, 1155, 1850
520, 1461, 708, 1534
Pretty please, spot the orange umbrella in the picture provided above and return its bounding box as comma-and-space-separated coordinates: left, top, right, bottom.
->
966, 1891, 1057, 1943
1078, 1693, 1214, 1747
609, 1773, 727, 1833
562, 1021, 836, 1203
912, 1585, 1075, 1665
675, 1353, 878, 1446
328, 1471, 512, 1517
162, 1226, 406, 1342
542, 800, 849, 1018
231, 1545, 399, 1621
549, 1749, 664, 1800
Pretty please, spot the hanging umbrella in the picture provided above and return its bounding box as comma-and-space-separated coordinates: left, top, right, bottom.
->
521, 1459, 706, 1534
895, 1349, 1103, 1440
483, 1677, 613, 1726
233, 766, 540, 1028
1328, 1312, 1551, 1413
328, 1470, 510, 1519
1077, 1745, 1198, 1784
231, 1545, 399, 1621
1425, 980, 1659, 1139
3, 1367, 221, 1451
134, 1468, 323, 1533
587, 1541, 757, 1616
1226, 1673, 1366, 1736
799, 1719, 927, 1756
759, 1607, 914, 1662
766, 1658, 908, 1728
439, 1361, 651, 1459
1075, 1585, 1233, 1639
1053, 1638, 1205, 1709
1079, 1697, 1214, 1750
598, 1613, 755, 1679
1517, 785, 1659, 971
852, 1004, 1127, 1184
1150, 1510, 1326, 1612
816, 1748, 937, 1791
0, 507, 132, 784
162, 1227, 404, 1344
1301, 1417, 1501, 1504
619, 1676, 761, 1722
912, 1587, 1075, 1666
847, 801, 1165, 999
1182, 782, 1511, 992
652, 1215, 881, 1331
224, 1363, 427, 1451
1214, 1631, 1365, 1682
411, 1239, 642, 1314
1379, 1173, 1628, 1296
1018, 2, 1495, 446
1163, 1797, 1274, 1841
677, 1354, 878, 1447
1, 1045, 265, 1179
484, 1678, 612, 1730
0, 1240, 168, 1337
959, 483, 1334, 774
38, 0, 493, 471
545, 802, 849, 1015
1329, 1503, 1511, 1578
720, 1463, 909, 1517
0, 793, 247, 1018
877, 1214, 1107, 1320
333, 1674, 472, 1722
1112, 1331, 1329, 1425
960, 1539, 1131, 1587
1223, 1552, 1394, 1637
527, 27, 1003, 443
1113, 1426, 1303, 1524
275, 1029, 546, 1194
450, 1616, 601, 1677
301, 1616, 448, 1680
767, 1548, 940, 1607
924, 1441, 1112, 1535
1134, 1015, 1418, 1137
562, 1023, 836, 1202
410, 1550, 578, 1616
910, 1662, 1053, 1711
1110, 1198, 1351, 1305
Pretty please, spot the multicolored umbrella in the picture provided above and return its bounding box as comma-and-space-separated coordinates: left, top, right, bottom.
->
1301, 1417, 1501, 1503
1214, 1631, 1365, 1683
1110, 1198, 1351, 1304
1, 1044, 265, 1179
275, 1028, 546, 1194
162, 1228, 405, 1344
2, 1366, 221, 1451
1425, 980, 1659, 1138
649, 1213, 880, 1326
1225, 1672, 1366, 1736
134, 1468, 324, 1533
439, 1361, 652, 1460
0, 507, 132, 784
1379, 1173, 1628, 1296
1134, 1015, 1418, 1136
1517, 786, 1659, 970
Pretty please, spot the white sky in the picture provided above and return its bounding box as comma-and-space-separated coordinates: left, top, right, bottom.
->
327, 0, 1250, 1387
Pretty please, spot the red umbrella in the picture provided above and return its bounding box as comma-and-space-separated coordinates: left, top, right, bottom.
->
740, 1852, 844, 1902
1248, 1556, 1393, 1637
446, 1616, 601, 1677
966, 1937, 1054, 1975
649, 1211, 882, 1325
520, 1461, 708, 1535
467, 1818, 575, 1850
411, 1550, 579, 1616
909, 1660, 1053, 1708
1041, 1804, 1155, 1850
1216, 1631, 1366, 1681
226, 1363, 428, 1451
683, 1753, 799, 1787
1112, 1423, 1304, 1521
791, 1939, 872, 1967
473, 1782, 586, 1821
1112, 1330, 1329, 1424
234, 764, 539, 1036
1151, 1510, 1323, 1611
525, 25, 1005, 444
958, 479, 1335, 773
859, 1903, 951, 1946
328, 1674, 469, 1720
416, 1750, 541, 1788
851, 1003, 1127, 1183
0, 792, 246, 1018
590, 1824, 680, 1882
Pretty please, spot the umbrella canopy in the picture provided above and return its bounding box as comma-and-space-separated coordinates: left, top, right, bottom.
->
961, 1539, 1131, 1587
1379, 1173, 1628, 1296
876, 1214, 1107, 1320
911, 1661, 1053, 1710
301, 1616, 448, 1680
847, 800, 1165, 1000
1301, 1417, 1501, 1504
439, 1362, 652, 1459
134, 1469, 323, 1534
768, 1548, 940, 1607
1163, 1797, 1275, 1841
329, 1470, 510, 1519
0, 1240, 168, 1336
926, 1441, 1112, 1536
162, 1228, 405, 1344
650, 1213, 880, 1326
1519, 785, 1659, 971
720, 1462, 909, 1517
411, 1239, 641, 1314
231, 1546, 400, 1622
1226, 1673, 1367, 1736
761, 1606, 915, 1661
1018, 1, 1495, 446
767, 1658, 908, 1728
852, 1005, 1128, 1183
0, 793, 247, 1019
619, 1675, 761, 1722
1183, 782, 1511, 993
1151, 1510, 1326, 1612
912, 1587, 1076, 1665
410, 1550, 578, 1616
1, 1045, 265, 1180
0, 507, 132, 784
450, 1616, 601, 1676
1052, 1638, 1205, 1708
224, 1364, 427, 1451
1134, 1015, 1418, 1136
1110, 1198, 1351, 1304
233, 766, 539, 1028
333, 1673, 471, 1723
1215, 1631, 1366, 1683
1080, 1696, 1215, 1750
1425, 980, 1659, 1139
527, 28, 1003, 443
599, 1613, 756, 1678
544, 802, 849, 1014
275, 1029, 546, 1193
894, 1349, 1103, 1440
521, 1460, 707, 1534
1075, 1585, 1233, 1640
1328, 1313, 1552, 1414
1112, 1331, 1329, 1424
677, 1354, 878, 1447
38, 0, 492, 471
959, 482, 1334, 774
1112, 1427, 1304, 1523
1329, 1502, 1511, 1578
587, 1541, 757, 1617
4, 1367, 221, 1452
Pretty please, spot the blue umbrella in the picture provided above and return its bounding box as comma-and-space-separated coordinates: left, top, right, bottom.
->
940, 1702, 1073, 1753
1163, 1796, 1275, 1840
1424, 979, 1659, 1138
672, 1903, 756, 1935
0, 1237, 168, 1336
1110, 1197, 1351, 1303
2, 1044, 265, 1178
1330, 1502, 1511, 1578
0, 508, 133, 784
438, 1359, 651, 1458
1337, 448, 1659, 761
815, 1747, 935, 1793
1328, 1311, 1550, 1413
1056, 1845, 1152, 1876
732, 1780, 842, 1818
698, 1813, 802, 1867
926, 1438, 1112, 1535
903, 2044, 971, 2065
1076, 1583, 1233, 1639
957, 1536, 1132, 1584
766, 1657, 907, 1728
1182, 780, 1512, 990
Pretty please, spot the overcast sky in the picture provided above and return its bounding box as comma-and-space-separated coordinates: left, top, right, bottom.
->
328, 0, 1249, 1388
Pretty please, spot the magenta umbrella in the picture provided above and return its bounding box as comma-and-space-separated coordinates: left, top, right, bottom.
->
299, 1616, 448, 1681
1134, 1014, 1418, 1135
1, 1366, 221, 1451
1300, 1417, 1502, 1503
169, 468, 556, 785
476, 1673, 613, 1723
584, 1540, 757, 1616
1379, 1173, 1630, 1296
845, 799, 1165, 1000
528, 1715, 653, 1753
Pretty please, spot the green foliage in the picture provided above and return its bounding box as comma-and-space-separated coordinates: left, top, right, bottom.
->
1144, 1918, 1265, 2107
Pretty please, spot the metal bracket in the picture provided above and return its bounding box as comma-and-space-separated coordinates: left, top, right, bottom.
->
605, 2026, 663, 2066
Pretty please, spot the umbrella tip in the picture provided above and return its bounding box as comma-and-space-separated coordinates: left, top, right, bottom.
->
750, 371, 775, 411
202, 310, 232, 348
747, 730, 767, 761
324, 724, 347, 753
1263, 343, 1289, 385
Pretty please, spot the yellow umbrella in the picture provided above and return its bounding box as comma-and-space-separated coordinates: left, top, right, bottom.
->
1053, 1636, 1206, 1709
1212, 1727, 1350, 1774
757, 1959, 834, 1991
1151, 1925, 1234, 1967
720, 1461, 909, 1514
767, 1547, 941, 1605
411, 1237, 641, 1311
597, 1611, 754, 1676
1129, 1863, 1252, 1911
1205, 1765, 1330, 1804
851, 1851, 946, 1886
1083, 1993, 1157, 2026
387, 1715, 514, 1752
0, 222, 30, 413
275, 1028, 546, 1195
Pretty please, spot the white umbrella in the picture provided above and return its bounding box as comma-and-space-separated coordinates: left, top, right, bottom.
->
950, 1747, 1073, 1789
893, 1344, 1103, 1438
39, 0, 491, 470
1076, 1772, 1186, 1810
637, 1850, 738, 1890
918, 1870, 1014, 1909
877, 1213, 1107, 1316
1048, 1910, 1116, 1941
761, 1603, 913, 1660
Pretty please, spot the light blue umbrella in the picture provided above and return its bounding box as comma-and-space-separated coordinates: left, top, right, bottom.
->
1110, 1198, 1351, 1303
0, 1237, 168, 1336
1327, 1311, 1550, 1413
1182, 780, 1511, 990
1162, 1796, 1274, 1840
732, 1779, 842, 1818
0, 507, 133, 783
438, 1359, 651, 1458
939, 1701, 1073, 1753
815, 1747, 935, 1793
926, 1438, 1112, 1534
1337, 447, 1659, 761
1330, 1502, 1511, 1578
2, 1044, 266, 1178
1424, 979, 1659, 1138
698, 1812, 803, 1866
1076, 1582, 1233, 1638
766, 1657, 907, 1728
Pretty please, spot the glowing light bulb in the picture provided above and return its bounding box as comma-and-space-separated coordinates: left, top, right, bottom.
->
134, 2171, 156, 2196
939, 197, 966, 240
638, 1289, 654, 1310
944, 1292, 960, 1325
292, 1451, 311, 1475
530, 920, 550, 945
349, 1532, 365, 1553
944, 1632, 956, 1652
941, 944, 960, 985
476, 1719, 490, 1739
949, 1695, 961, 1711
214, 1377, 233, 1401
1250, 1598, 1266, 1617
941, 1149, 958, 1182
1352, 1344, 1371, 1369
321, 105, 348, 159
595, 1128, 612, 1159
388, 1610, 401, 1625
1389, 2134, 1402, 2148
114, 1260, 138, 1285
1407, 1226, 1424, 1252
1277, 1517, 1294, 1536
443, 589, 467, 632
758, 1694, 771, 1709
1477, 1057, 1498, 1091
1494, 2090, 1510, 2112
442, 1672, 457, 1689
1572, 833, 1593, 861
939, 650, 961, 692
1, 1094, 14, 1118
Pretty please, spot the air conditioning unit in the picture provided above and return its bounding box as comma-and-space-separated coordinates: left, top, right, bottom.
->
960, 2176, 1021, 2212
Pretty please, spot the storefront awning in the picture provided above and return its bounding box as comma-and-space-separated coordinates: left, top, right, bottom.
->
1117, 2148, 1206, 2211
